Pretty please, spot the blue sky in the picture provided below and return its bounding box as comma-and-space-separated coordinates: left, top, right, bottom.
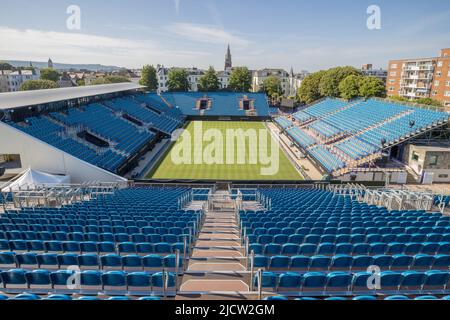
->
0, 0, 449, 71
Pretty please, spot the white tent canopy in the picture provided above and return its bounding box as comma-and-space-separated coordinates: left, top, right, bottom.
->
1, 168, 71, 192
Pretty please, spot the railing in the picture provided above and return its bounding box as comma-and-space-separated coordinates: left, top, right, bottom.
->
0, 181, 129, 209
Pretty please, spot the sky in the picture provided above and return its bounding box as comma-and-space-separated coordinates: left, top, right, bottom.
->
0, 0, 449, 72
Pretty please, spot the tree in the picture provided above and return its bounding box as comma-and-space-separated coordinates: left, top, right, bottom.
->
167, 69, 190, 92
297, 70, 326, 104
20, 80, 58, 91
261, 76, 283, 100
319, 66, 361, 97
415, 98, 443, 108
92, 75, 130, 85
388, 95, 409, 103
104, 75, 130, 83
0, 62, 13, 70
198, 66, 220, 91
228, 67, 252, 92
358, 76, 386, 98
40, 68, 60, 82
339, 75, 363, 100
139, 65, 158, 91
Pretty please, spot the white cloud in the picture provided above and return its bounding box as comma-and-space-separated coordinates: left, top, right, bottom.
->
167, 23, 250, 47
0, 26, 211, 68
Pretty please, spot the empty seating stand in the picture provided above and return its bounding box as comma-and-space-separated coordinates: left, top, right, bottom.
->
0, 186, 202, 299
274, 98, 450, 175
240, 187, 450, 298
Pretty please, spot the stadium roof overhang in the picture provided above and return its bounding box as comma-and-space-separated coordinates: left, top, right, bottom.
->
0, 83, 145, 110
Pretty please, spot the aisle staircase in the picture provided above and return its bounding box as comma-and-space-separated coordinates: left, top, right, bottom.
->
176, 188, 269, 300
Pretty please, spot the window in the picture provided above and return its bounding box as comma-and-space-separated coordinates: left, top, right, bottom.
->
428, 155, 438, 166
445, 91, 450, 97
436, 71, 442, 77
446, 81, 450, 87
389, 87, 395, 91
438, 174, 449, 179
412, 152, 420, 161
437, 61, 443, 67
390, 71, 397, 76
434, 81, 440, 87
391, 64, 398, 69
389, 79, 395, 84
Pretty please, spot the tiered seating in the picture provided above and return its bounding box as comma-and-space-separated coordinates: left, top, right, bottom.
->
303, 98, 348, 117
0, 187, 201, 298
357, 108, 450, 148
320, 100, 407, 134
161, 92, 270, 116
335, 138, 379, 160
286, 127, 316, 149
293, 111, 313, 123
274, 117, 293, 130
51, 104, 154, 155
275, 98, 449, 174
309, 121, 341, 139
10, 117, 124, 172
240, 188, 450, 297
134, 94, 185, 119
105, 97, 181, 133
309, 146, 345, 172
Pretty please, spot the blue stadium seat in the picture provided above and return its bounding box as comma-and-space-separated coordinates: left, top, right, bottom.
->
254, 272, 277, 289
1, 269, 27, 289
384, 295, 409, 300
78, 254, 99, 269
9, 293, 41, 300
126, 272, 151, 293
43, 294, 72, 300
143, 255, 164, 270
25, 269, 52, 290
101, 271, 127, 294
101, 254, 123, 270
302, 272, 327, 292
0, 252, 17, 268
290, 256, 310, 271
122, 255, 143, 271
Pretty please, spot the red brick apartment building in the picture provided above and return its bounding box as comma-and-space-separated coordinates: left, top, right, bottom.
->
386, 48, 450, 111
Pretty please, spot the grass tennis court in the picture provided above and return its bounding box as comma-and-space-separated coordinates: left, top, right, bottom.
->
148, 121, 303, 181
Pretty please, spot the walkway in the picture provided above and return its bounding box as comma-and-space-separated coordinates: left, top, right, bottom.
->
176, 190, 262, 300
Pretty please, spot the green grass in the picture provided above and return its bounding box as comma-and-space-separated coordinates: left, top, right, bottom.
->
148, 121, 303, 181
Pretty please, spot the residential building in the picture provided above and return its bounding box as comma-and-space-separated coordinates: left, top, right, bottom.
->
57, 72, 76, 88
252, 68, 307, 97
0, 69, 40, 92
386, 48, 450, 110
361, 64, 387, 83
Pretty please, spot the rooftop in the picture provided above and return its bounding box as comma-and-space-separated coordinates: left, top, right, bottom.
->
0, 83, 145, 110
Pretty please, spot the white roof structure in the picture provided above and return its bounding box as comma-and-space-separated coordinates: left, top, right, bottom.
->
0, 83, 145, 110
1, 168, 70, 192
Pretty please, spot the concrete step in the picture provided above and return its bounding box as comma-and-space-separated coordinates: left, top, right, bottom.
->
191, 249, 244, 258
179, 280, 249, 292
182, 271, 251, 280
175, 293, 256, 300
195, 239, 242, 247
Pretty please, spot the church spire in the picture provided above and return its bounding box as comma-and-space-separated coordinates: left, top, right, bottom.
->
224, 44, 232, 71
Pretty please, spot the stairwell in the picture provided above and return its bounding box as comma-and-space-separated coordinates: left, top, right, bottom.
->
176, 189, 262, 300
